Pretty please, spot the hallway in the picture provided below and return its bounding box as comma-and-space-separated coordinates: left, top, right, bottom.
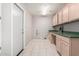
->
1, 3, 79, 56
20, 39, 59, 56
0, 3, 64, 56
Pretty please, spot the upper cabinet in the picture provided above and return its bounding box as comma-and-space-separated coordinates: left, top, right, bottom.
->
58, 10, 63, 24
52, 14, 58, 26
52, 3, 79, 26
62, 5, 69, 23
68, 4, 79, 22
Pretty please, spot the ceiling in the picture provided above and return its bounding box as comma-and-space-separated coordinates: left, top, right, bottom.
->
20, 3, 65, 16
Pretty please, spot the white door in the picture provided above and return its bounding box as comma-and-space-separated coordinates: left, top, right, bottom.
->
35, 27, 47, 39
13, 4, 23, 56
33, 17, 51, 39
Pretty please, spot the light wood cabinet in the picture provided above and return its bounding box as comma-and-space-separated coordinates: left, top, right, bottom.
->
62, 5, 69, 23
61, 39, 70, 56
56, 34, 79, 56
48, 32, 56, 44
58, 10, 63, 24
48, 32, 54, 44
52, 3, 79, 26
52, 16, 56, 26
68, 3, 79, 22
56, 35, 64, 54
56, 36, 61, 53
52, 14, 58, 26
71, 39, 79, 56
52, 32, 79, 56
56, 35, 70, 56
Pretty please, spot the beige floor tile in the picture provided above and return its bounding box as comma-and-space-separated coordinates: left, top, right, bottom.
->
20, 39, 59, 56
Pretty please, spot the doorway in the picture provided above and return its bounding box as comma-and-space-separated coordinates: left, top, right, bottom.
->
33, 16, 52, 39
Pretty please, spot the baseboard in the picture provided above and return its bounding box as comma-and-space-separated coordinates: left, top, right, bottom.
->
17, 49, 24, 56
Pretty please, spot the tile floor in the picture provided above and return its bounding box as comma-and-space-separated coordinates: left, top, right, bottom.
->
20, 39, 59, 56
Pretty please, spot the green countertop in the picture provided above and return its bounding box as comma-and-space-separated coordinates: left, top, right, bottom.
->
49, 30, 79, 38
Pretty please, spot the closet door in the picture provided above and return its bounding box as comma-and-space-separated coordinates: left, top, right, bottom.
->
13, 4, 23, 56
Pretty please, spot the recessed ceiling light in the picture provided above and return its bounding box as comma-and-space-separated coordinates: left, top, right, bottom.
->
41, 5, 50, 15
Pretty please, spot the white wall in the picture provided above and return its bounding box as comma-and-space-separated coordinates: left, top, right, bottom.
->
0, 3, 1, 50
1, 3, 33, 56
18, 4, 33, 47
32, 16, 53, 39
64, 21, 79, 32
24, 11, 33, 46
1, 3, 12, 56
54, 21, 79, 32
0, 4, 1, 54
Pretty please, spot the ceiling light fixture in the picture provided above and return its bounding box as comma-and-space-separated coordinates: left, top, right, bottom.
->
41, 5, 50, 15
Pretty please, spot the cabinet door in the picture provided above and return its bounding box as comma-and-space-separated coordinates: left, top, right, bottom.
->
52, 16, 56, 26
52, 14, 57, 26
48, 33, 53, 44
62, 5, 69, 23
62, 40, 70, 56
69, 3, 79, 22
55, 14, 58, 25
56, 37, 61, 53
58, 10, 63, 24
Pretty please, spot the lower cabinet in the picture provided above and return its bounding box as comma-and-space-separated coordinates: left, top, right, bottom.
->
48, 33, 54, 44
71, 39, 79, 56
61, 40, 70, 56
56, 36, 61, 53
56, 35, 70, 56
56, 35, 79, 56
48, 32, 56, 44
